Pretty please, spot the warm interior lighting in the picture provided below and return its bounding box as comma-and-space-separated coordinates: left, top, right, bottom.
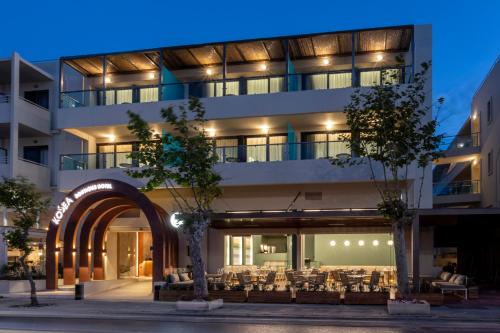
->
322, 57, 331, 66
105, 134, 116, 142
372, 240, 379, 246
105, 76, 111, 84
206, 68, 213, 75
387, 240, 394, 246
148, 72, 156, 80
472, 112, 477, 120
259, 63, 268, 71
472, 159, 478, 166
38, 250, 43, 256
375, 53, 384, 62
343, 240, 350, 247
325, 121, 334, 131
260, 125, 270, 135
329, 240, 336, 247
206, 128, 216, 137
358, 240, 365, 246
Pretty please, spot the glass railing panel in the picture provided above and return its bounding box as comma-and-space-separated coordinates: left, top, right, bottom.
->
440, 133, 480, 151
433, 180, 481, 196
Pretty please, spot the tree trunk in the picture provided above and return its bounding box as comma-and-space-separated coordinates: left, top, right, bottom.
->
392, 221, 410, 298
188, 221, 208, 300
20, 255, 39, 306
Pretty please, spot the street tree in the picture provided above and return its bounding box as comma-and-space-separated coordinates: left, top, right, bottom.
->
334, 62, 443, 297
0, 177, 50, 306
127, 97, 221, 300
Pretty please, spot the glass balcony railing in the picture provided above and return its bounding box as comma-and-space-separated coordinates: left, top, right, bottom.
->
60, 141, 351, 170
440, 133, 480, 151
433, 180, 481, 196
60, 66, 411, 108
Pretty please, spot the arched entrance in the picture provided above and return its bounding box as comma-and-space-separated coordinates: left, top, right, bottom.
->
46, 179, 178, 290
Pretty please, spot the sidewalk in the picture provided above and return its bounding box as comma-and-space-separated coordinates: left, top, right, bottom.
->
1, 293, 500, 327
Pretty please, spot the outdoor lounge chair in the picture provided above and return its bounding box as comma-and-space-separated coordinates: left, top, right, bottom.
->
432, 274, 468, 300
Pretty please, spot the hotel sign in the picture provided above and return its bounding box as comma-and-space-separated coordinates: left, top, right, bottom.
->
51, 183, 113, 225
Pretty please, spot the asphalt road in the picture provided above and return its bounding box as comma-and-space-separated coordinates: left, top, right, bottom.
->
0, 317, 497, 333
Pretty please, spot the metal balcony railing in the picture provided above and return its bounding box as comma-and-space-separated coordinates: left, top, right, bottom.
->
440, 133, 480, 151
59, 141, 352, 170
0, 94, 9, 103
0, 148, 7, 164
433, 180, 481, 196
60, 66, 412, 108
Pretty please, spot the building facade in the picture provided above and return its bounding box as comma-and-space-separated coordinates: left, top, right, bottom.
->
1, 25, 450, 290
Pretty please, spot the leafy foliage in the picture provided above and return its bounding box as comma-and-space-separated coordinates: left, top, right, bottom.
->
334, 62, 443, 296
0, 177, 49, 305
127, 97, 222, 218
127, 97, 222, 299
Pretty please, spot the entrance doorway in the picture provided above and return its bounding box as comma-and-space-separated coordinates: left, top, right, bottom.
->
116, 231, 153, 279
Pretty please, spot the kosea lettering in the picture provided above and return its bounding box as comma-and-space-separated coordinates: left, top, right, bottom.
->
51, 183, 113, 225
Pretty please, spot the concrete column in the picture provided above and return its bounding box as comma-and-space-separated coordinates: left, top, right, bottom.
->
9, 53, 20, 178
293, 233, 305, 271
412, 215, 420, 293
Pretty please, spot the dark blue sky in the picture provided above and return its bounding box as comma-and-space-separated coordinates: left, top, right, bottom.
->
1, 0, 499, 135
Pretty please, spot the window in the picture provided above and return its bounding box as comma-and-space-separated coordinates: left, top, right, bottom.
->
24, 90, 49, 109
487, 98, 493, 124
23, 146, 48, 165
488, 151, 493, 176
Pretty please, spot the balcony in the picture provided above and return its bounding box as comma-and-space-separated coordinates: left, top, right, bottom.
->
438, 133, 480, 160
0, 94, 9, 123
60, 67, 411, 109
433, 179, 481, 206
60, 141, 351, 170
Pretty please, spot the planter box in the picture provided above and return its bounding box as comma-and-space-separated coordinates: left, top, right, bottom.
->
209, 290, 247, 303
296, 291, 340, 304
0, 280, 46, 293
247, 291, 292, 303
344, 292, 389, 305
387, 300, 430, 315
158, 289, 193, 302
176, 299, 223, 311
396, 292, 444, 306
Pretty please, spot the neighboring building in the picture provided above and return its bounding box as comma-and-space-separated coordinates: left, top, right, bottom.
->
430, 56, 500, 288
0, 54, 57, 273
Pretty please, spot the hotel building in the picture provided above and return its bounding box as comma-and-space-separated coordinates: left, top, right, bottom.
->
2, 24, 497, 291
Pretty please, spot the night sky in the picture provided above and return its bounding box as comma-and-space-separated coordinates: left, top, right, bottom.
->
1, 0, 499, 135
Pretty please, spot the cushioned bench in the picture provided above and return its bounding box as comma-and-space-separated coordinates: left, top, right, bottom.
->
432, 273, 468, 300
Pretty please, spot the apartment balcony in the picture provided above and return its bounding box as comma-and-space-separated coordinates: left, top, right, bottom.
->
0, 149, 50, 190
0, 94, 50, 135
438, 133, 480, 159
57, 67, 411, 130
57, 141, 422, 191
0, 95, 9, 123
433, 180, 481, 206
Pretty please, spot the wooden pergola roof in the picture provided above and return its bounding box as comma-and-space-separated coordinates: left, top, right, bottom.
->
63, 25, 413, 75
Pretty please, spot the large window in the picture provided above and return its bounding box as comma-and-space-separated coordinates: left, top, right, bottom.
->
23, 146, 48, 165
302, 132, 351, 159
225, 236, 253, 266
97, 143, 134, 168
224, 234, 291, 268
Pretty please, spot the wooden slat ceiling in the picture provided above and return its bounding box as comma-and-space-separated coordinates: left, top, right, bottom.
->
65, 27, 412, 74
65, 51, 160, 76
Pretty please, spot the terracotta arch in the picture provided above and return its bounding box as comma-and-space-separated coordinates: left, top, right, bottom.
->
46, 179, 177, 290
78, 200, 135, 282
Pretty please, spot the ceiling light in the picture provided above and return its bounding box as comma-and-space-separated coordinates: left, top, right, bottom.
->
148, 72, 156, 80
472, 159, 478, 166
206, 68, 213, 75
322, 58, 331, 66
387, 240, 394, 246
344, 240, 350, 247
472, 112, 477, 120
375, 54, 384, 62
105, 134, 116, 142
206, 128, 216, 137
372, 240, 379, 246
325, 121, 334, 131
329, 240, 336, 247
261, 125, 270, 135
259, 63, 268, 71
457, 142, 465, 148
105, 76, 111, 84
358, 240, 365, 246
